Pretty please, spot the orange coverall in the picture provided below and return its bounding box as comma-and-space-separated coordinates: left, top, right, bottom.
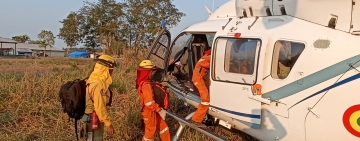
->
191, 54, 211, 123
139, 81, 171, 141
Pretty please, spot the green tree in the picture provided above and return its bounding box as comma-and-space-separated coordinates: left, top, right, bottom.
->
57, 0, 185, 55
79, 0, 124, 55
111, 38, 126, 56
58, 12, 84, 48
83, 33, 101, 58
58, 0, 124, 55
37, 30, 55, 57
11, 35, 30, 43
122, 0, 185, 51
28, 40, 43, 44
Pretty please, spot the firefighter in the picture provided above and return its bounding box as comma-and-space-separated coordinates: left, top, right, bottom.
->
136, 60, 171, 141
190, 49, 211, 127
82, 54, 116, 141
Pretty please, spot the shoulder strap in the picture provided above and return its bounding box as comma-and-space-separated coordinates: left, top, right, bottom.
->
150, 80, 156, 88
84, 83, 93, 103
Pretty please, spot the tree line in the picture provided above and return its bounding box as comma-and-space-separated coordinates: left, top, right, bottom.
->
11, 0, 185, 56
58, 0, 185, 55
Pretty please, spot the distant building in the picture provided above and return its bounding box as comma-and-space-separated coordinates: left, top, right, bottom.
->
0, 37, 65, 57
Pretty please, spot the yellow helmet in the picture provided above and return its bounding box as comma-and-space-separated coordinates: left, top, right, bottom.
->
98, 54, 114, 61
95, 54, 117, 69
139, 60, 155, 69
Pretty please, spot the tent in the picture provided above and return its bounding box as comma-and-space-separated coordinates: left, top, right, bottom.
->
68, 51, 89, 58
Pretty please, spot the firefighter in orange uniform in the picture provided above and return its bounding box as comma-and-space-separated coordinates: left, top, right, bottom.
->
136, 60, 171, 141
190, 49, 212, 127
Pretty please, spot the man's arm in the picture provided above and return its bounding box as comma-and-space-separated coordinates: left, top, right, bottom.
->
197, 55, 211, 69
142, 83, 161, 112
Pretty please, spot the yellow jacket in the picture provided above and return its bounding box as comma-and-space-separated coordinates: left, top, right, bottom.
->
85, 59, 113, 127
85, 81, 112, 127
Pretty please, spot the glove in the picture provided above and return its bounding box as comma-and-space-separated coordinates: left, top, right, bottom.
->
157, 108, 167, 120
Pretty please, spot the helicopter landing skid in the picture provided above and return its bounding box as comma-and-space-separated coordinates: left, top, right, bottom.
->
165, 111, 226, 141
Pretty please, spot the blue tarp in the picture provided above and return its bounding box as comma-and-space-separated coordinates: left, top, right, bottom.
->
68, 51, 89, 58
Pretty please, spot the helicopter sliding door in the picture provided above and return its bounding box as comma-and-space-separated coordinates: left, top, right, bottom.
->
210, 36, 268, 129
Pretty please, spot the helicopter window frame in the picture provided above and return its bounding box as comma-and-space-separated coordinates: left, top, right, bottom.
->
211, 36, 262, 85
169, 32, 216, 60
271, 40, 306, 79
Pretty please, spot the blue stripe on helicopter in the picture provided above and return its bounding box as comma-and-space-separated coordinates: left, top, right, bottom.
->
262, 54, 360, 105
210, 105, 261, 128
289, 72, 360, 108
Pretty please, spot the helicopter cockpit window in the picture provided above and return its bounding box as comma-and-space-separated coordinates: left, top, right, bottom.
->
224, 38, 260, 75
271, 40, 305, 79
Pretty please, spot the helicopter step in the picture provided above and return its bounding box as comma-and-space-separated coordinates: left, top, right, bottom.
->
165, 111, 227, 141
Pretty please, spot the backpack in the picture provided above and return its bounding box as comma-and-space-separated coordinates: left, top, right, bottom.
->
58, 78, 87, 141
138, 81, 169, 110
58, 78, 114, 141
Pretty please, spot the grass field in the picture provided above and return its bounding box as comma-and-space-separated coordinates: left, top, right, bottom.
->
0, 50, 257, 141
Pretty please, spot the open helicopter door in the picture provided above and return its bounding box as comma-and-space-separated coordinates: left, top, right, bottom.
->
146, 28, 171, 82
210, 34, 269, 129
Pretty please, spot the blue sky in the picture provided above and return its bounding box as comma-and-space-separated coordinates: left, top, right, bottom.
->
0, 0, 230, 48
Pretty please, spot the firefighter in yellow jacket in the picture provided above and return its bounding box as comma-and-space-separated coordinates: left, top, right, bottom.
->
80, 54, 117, 141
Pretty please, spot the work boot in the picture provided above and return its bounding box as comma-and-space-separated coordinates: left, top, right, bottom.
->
202, 117, 216, 126
188, 120, 207, 128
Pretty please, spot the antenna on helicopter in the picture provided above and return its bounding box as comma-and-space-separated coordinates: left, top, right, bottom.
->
205, 0, 215, 17
205, 6, 212, 17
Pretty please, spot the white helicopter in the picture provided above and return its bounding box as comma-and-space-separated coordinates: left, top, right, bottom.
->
145, 0, 360, 140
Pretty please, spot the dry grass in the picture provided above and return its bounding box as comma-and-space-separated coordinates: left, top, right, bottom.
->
0, 49, 257, 141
